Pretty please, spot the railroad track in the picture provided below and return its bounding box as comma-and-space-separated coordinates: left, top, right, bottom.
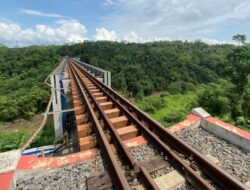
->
67, 57, 247, 190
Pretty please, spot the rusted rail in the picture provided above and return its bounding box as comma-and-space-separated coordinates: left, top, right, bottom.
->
69, 58, 248, 190
70, 59, 214, 189
70, 60, 159, 189
68, 61, 131, 189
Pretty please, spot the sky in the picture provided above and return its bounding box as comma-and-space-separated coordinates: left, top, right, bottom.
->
0, 0, 250, 46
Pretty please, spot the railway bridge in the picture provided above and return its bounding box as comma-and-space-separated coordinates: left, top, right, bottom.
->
0, 57, 250, 190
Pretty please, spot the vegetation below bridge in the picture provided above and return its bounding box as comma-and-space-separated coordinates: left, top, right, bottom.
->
0, 35, 249, 134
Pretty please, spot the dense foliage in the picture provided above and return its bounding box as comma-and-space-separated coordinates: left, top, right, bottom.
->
57, 39, 249, 129
197, 37, 250, 129
57, 41, 233, 97
0, 37, 249, 130
30, 121, 55, 148
137, 92, 198, 127
0, 130, 28, 151
0, 46, 59, 121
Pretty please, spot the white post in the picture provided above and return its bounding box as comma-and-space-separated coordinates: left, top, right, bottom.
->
107, 72, 111, 87
104, 71, 107, 86
50, 74, 63, 138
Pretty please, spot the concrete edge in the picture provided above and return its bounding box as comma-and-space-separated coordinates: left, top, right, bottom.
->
203, 117, 250, 152
168, 114, 201, 133
191, 107, 211, 118
169, 108, 250, 153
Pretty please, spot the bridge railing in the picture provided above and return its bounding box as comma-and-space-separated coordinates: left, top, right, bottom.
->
72, 58, 111, 87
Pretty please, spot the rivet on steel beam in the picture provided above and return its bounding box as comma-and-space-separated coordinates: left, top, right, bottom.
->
188, 154, 194, 161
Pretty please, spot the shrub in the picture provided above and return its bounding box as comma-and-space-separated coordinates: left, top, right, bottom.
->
30, 121, 55, 148
167, 82, 182, 94
160, 92, 169, 98
185, 97, 198, 111
0, 131, 27, 152
161, 111, 186, 127
182, 82, 196, 92
197, 81, 234, 115
139, 97, 165, 113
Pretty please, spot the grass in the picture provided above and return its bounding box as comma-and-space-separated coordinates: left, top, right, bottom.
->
1, 90, 248, 152
135, 92, 198, 127
0, 116, 41, 152
0, 115, 55, 152
219, 114, 250, 132
30, 117, 55, 148
135, 91, 250, 132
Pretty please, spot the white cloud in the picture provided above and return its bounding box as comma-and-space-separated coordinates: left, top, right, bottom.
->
94, 29, 169, 43
1, 1, 249, 46
0, 17, 19, 25
0, 19, 237, 46
94, 27, 118, 41
94, 28, 237, 45
121, 31, 234, 45
200, 38, 237, 45
0, 19, 87, 46
20, 9, 65, 18
122, 31, 171, 43
123, 31, 144, 42
101, 0, 250, 41
104, 0, 117, 6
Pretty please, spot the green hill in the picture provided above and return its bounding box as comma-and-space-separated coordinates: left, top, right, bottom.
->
0, 40, 249, 130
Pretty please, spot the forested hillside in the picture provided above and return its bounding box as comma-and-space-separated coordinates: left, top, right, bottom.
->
0, 46, 59, 121
0, 38, 249, 130
58, 41, 233, 96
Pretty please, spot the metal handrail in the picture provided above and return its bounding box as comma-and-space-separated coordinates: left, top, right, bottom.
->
21, 95, 52, 151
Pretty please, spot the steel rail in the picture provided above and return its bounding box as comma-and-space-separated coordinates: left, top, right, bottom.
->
71, 60, 214, 190
68, 62, 131, 190
71, 59, 248, 190
70, 61, 160, 190
70, 61, 137, 171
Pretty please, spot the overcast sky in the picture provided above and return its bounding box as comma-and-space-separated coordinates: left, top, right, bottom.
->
0, 0, 249, 46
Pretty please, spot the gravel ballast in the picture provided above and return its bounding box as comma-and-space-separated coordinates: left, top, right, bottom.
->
16, 135, 237, 190
177, 127, 250, 184
129, 143, 195, 189
15, 155, 105, 190
129, 143, 158, 162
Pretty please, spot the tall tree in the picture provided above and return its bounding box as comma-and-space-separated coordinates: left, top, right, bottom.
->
226, 35, 250, 92
232, 34, 246, 45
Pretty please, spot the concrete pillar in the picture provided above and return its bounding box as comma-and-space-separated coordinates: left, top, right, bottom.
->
107, 72, 111, 87
50, 74, 64, 138
104, 71, 107, 86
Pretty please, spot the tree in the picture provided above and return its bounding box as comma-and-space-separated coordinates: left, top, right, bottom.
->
226, 35, 250, 92
0, 40, 243, 123
0, 43, 7, 48
241, 78, 250, 127
198, 80, 234, 115
232, 34, 246, 45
